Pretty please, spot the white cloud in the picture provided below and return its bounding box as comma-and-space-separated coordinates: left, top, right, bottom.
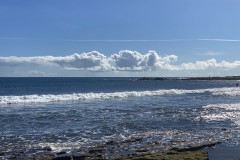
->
0, 51, 112, 71
110, 50, 144, 71
1, 50, 240, 76
52, 51, 112, 71
110, 50, 178, 71
0, 56, 54, 66
180, 59, 240, 70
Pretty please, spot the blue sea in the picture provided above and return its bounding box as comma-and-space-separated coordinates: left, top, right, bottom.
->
0, 77, 240, 159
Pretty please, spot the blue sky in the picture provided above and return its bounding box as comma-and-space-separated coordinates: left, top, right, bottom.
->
1, 0, 240, 77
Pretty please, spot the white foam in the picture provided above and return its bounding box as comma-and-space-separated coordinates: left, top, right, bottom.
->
212, 90, 240, 96
37, 141, 86, 152
1, 87, 240, 104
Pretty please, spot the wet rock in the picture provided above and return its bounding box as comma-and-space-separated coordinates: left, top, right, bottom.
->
96, 144, 107, 148
96, 154, 103, 157
8, 151, 25, 159
43, 146, 52, 151
147, 141, 161, 145
135, 149, 148, 153
134, 137, 143, 142
172, 142, 222, 152
52, 156, 72, 160
72, 155, 88, 160
56, 151, 67, 155
122, 137, 143, 144
88, 148, 104, 154
0, 152, 6, 156
106, 140, 118, 145
124, 150, 208, 160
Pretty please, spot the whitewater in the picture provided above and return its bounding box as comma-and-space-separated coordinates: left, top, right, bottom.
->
1, 87, 240, 104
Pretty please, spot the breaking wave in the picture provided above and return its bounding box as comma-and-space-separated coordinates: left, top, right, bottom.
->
1, 87, 240, 104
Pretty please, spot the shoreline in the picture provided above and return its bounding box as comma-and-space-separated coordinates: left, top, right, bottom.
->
0, 138, 226, 160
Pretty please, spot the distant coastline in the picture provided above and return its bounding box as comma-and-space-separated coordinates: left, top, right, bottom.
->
138, 76, 240, 81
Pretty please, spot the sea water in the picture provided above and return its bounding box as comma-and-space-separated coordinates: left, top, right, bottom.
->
0, 77, 240, 157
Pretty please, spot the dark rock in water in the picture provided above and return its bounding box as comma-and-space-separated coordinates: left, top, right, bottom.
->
106, 140, 118, 145
9, 151, 25, 159
0, 152, 6, 156
72, 155, 88, 160
135, 149, 148, 153
57, 151, 67, 155
52, 156, 72, 160
123, 137, 143, 144
172, 142, 222, 152
96, 154, 103, 158
43, 146, 52, 151
134, 137, 143, 142
88, 149, 104, 154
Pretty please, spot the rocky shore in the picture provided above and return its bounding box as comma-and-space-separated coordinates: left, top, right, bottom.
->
0, 137, 222, 160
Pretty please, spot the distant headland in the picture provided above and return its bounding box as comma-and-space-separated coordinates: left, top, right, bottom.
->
138, 76, 240, 81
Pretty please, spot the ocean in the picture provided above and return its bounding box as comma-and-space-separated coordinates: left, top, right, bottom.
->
0, 77, 240, 159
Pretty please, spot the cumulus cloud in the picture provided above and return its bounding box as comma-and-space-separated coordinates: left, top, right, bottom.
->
0, 51, 112, 71
110, 50, 144, 71
110, 50, 178, 71
180, 59, 240, 70
1, 50, 240, 74
52, 51, 112, 71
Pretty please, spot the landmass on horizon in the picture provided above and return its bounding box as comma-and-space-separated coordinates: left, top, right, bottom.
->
138, 76, 240, 81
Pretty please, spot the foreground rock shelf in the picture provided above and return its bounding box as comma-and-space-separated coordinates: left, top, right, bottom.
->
1, 130, 226, 160
21, 142, 220, 160
120, 142, 220, 160
121, 149, 208, 160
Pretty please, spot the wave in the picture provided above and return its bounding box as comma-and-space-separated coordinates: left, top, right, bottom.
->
1, 87, 240, 104
212, 90, 240, 96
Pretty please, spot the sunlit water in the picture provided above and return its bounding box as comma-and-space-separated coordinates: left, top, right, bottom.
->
0, 77, 240, 157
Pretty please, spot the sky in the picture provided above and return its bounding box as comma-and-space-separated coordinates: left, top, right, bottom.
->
1, 0, 240, 77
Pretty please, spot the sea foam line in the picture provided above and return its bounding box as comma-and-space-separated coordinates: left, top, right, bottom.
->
0, 87, 240, 104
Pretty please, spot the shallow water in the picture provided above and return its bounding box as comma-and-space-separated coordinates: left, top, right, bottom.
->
0, 77, 240, 158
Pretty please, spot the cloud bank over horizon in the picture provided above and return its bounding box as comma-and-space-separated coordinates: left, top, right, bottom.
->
1, 50, 240, 77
